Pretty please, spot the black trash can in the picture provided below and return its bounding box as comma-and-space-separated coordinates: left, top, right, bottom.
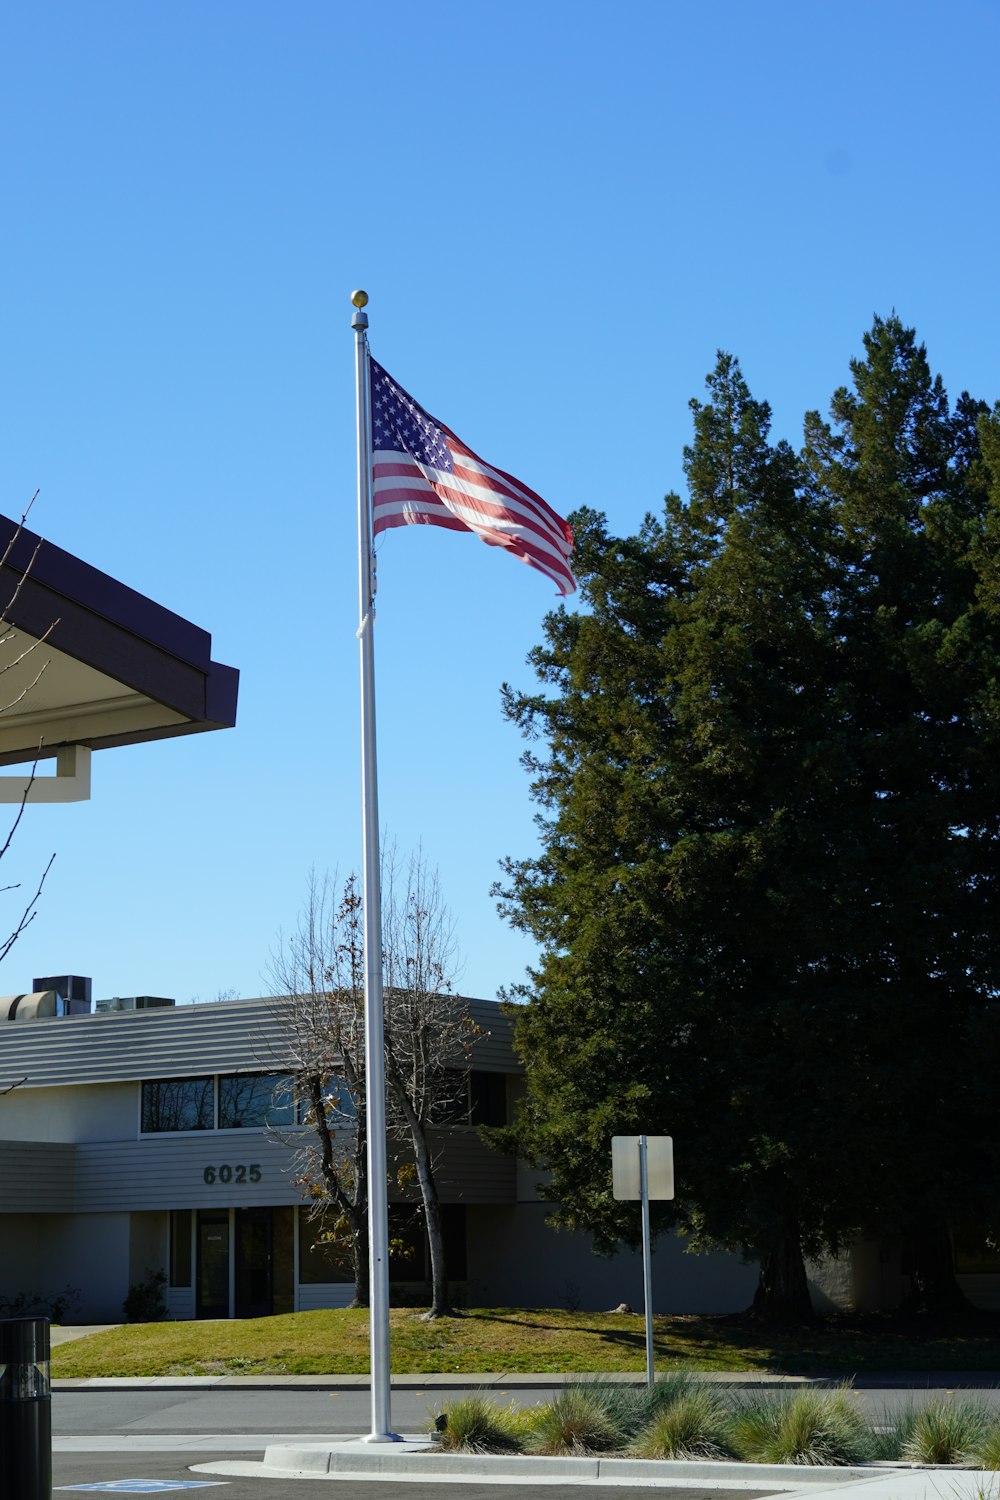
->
0, 1317, 52, 1500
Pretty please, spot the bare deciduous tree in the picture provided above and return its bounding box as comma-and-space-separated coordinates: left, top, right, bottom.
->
382, 847, 477, 1320
0, 494, 58, 1096
268, 872, 370, 1306
273, 852, 477, 1319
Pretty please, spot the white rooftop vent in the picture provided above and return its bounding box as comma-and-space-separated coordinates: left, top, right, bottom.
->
0, 991, 59, 1022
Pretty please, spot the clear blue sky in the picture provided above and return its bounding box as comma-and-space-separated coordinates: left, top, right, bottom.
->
0, 0, 997, 1005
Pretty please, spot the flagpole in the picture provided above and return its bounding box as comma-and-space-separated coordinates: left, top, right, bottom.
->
351, 289, 399, 1444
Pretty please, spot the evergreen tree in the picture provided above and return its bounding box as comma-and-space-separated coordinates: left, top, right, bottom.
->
497, 319, 1000, 1322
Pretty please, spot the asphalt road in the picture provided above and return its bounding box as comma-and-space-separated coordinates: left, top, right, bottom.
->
51, 1378, 1000, 1443
52, 1448, 781, 1497
46, 1381, 1000, 1497
46, 1386, 782, 1496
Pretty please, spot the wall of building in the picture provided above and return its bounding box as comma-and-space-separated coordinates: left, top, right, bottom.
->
0, 1081, 136, 1142
129, 1210, 168, 1288
465, 1202, 759, 1314
0, 1212, 131, 1322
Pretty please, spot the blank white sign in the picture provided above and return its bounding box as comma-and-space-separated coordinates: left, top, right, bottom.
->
612, 1135, 674, 1200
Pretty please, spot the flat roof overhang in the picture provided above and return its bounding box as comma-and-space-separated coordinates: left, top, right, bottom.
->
0, 511, 239, 768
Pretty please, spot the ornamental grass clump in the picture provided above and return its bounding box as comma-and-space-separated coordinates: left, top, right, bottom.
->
975, 1423, 1000, 1471
900, 1399, 992, 1466
728, 1388, 872, 1467
525, 1388, 622, 1455
581, 1373, 695, 1441
433, 1395, 525, 1453
633, 1386, 736, 1461
865, 1402, 918, 1462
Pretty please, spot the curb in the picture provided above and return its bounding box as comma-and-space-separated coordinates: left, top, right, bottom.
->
192, 1444, 1000, 1494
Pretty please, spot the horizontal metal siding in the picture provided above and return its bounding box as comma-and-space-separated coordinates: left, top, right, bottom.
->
297, 1284, 355, 1311
2, 995, 516, 1088
0, 1140, 76, 1210
425, 1128, 516, 1203
67, 1124, 514, 1213
0, 999, 294, 1088
74, 1134, 300, 1212
468, 998, 518, 1071
5, 1127, 514, 1215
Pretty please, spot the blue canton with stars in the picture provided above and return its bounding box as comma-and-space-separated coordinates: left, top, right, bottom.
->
370, 358, 455, 474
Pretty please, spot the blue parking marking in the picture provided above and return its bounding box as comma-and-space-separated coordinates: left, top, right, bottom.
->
57, 1483, 225, 1494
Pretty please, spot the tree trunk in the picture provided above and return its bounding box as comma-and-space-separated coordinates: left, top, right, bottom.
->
407, 1114, 451, 1318
748, 1218, 814, 1324
349, 1207, 370, 1309
903, 1227, 974, 1317
311, 1075, 370, 1307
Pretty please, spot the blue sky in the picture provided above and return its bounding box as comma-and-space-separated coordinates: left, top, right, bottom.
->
0, 0, 997, 1005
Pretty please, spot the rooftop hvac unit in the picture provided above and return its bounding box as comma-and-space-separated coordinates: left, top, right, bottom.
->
32, 975, 92, 1015
93, 996, 175, 1013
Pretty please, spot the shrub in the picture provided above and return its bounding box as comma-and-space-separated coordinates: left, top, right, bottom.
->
0, 1285, 81, 1321
900, 1399, 992, 1466
525, 1388, 622, 1455
122, 1268, 167, 1323
634, 1386, 735, 1460
433, 1395, 525, 1453
728, 1388, 872, 1467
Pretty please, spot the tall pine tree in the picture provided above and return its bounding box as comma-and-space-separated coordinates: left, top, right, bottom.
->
497, 319, 1000, 1322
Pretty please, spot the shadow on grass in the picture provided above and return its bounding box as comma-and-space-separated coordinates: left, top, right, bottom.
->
460, 1309, 1000, 1375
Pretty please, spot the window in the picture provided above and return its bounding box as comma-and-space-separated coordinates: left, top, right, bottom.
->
388, 1205, 467, 1282
140, 1072, 296, 1133
141, 1077, 214, 1133
428, 1071, 471, 1125
219, 1073, 294, 1129
299, 1075, 357, 1127
470, 1071, 507, 1127
298, 1211, 353, 1284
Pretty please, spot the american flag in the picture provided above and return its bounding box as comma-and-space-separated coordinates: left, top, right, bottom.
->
369, 357, 576, 596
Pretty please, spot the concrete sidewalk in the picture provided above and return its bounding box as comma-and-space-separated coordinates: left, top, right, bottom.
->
50, 1323, 122, 1347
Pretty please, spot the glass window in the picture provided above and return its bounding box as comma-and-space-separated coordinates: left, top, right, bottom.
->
170, 1209, 192, 1287
470, 1071, 507, 1127
428, 1071, 471, 1126
298, 1210, 353, 1284
219, 1073, 295, 1129
386, 1205, 467, 1282
299, 1075, 357, 1127
141, 1076, 214, 1133
388, 1206, 426, 1280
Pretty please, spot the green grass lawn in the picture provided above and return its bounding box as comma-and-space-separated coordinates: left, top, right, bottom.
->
50, 1308, 1000, 1379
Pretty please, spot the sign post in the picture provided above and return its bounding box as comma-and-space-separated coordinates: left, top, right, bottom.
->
612, 1134, 674, 1388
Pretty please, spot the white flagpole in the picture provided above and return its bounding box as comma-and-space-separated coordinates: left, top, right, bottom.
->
351, 289, 399, 1444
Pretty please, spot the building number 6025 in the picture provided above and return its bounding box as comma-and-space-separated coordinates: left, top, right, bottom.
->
203, 1164, 262, 1185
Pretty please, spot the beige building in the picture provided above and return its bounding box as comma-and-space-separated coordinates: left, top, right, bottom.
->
0, 988, 757, 1322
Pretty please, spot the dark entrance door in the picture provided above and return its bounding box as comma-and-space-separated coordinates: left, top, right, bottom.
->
197, 1210, 229, 1319
235, 1207, 272, 1318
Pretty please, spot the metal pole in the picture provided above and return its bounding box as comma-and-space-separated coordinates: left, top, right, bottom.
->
639, 1134, 655, 1388
0, 1317, 52, 1500
352, 289, 399, 1443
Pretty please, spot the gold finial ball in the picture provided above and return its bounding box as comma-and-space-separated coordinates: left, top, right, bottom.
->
351, 289, 369, 308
